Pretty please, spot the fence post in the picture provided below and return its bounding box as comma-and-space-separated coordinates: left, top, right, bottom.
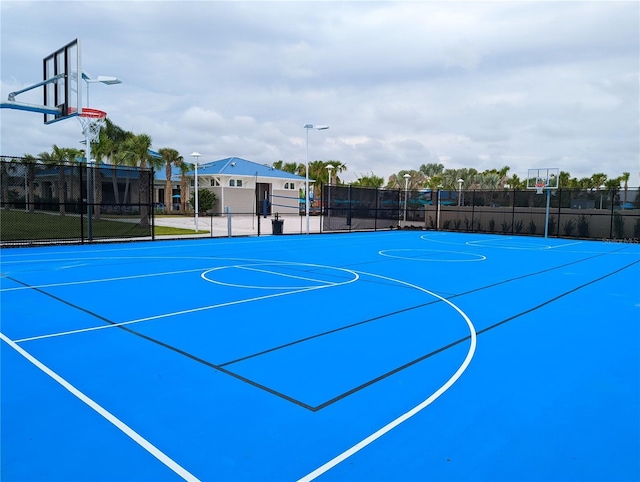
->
150, 168, 155, 241
79, 163, 85, 243
609, 188, 615, 239
226, 206, 232, 237
511, 189, 516, 235
347, 185, 352, 231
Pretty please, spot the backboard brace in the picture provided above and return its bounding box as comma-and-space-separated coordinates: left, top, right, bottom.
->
1, 38, 81, 124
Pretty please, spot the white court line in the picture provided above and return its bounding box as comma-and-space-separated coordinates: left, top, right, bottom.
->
297, 270, 477, 482
14, 283, 337, 343
379, 249, 486, 262
202, 263, 358, 290
0, 331, 200, 482
0, 268, 206, 293
546, 241, 584, 249
237, 265, 342, 285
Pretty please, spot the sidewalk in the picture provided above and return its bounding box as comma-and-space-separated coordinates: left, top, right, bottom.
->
154, 213, 322, 238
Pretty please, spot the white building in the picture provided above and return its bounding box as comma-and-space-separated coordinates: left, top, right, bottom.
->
154, 157, 308, 215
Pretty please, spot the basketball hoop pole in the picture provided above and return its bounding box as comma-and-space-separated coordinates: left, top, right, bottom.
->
86, 130, 94, 241
544, 187, 551, 239
78, 108, 107, 242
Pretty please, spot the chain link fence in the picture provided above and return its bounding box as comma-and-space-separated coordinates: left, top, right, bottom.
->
321, 184, 640, 241
1, 158, 154, 246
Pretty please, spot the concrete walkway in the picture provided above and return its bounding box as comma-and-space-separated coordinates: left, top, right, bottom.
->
154, 213, 322, 238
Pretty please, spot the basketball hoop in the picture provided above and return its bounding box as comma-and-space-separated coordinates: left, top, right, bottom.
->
535, 183, 545, 195
77, 108, 107, 145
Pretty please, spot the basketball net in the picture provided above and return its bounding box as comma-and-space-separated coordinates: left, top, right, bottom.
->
535, 183, 545, 195
77, 108, 107, 145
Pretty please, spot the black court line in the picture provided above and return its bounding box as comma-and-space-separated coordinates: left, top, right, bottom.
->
6, 246, 637, 413
312, 257, 640, 409
221, 245, 629, 368
4, 275, 315, 411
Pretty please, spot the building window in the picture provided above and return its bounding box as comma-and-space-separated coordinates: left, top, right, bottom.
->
236, 179, 243, 187
229, 179, 235, 187
210, 178, 220, 187
284, 182, 296, 190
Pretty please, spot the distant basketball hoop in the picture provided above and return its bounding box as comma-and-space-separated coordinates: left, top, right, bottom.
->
527, 167, 559, 239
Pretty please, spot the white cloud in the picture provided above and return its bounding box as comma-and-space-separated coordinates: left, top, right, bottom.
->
1, 1, 638, 185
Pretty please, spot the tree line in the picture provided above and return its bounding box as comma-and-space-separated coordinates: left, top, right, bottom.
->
3, 118, 192, 213
273, 160, 632, 193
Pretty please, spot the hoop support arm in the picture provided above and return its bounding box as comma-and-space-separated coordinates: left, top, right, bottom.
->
7, 74, 65, 102
0, 100, 62, 115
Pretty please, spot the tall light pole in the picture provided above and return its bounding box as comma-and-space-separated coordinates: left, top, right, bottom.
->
457, 178, 464, 206
326, 164, 334, 221
327, 164, 334, 186
303, 123, 329, 234
81, 72, 122, 107
191, 152, 201, 232
403, 173, 411, 222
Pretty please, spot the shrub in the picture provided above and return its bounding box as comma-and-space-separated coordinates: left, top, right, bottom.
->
613, 213, 625, 239
548, 215, 556, 236
563, 219, 576, 236
577, 215, 590, 237
501, 222, 511, 233
514, 219, 524, 233
528, 220, 537, 234
489, 218, 495, 232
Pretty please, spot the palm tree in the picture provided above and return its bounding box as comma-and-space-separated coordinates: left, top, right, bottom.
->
118, 133, 155, 226
95, 118, 128, 209
307, 160, 330, 199
353, 172, 384, 188
158, 147, 183, 211
326, 160, 347, 185
65, 148, 83, 206
558, 171, 571, 189
497, 166, 510, 188
39, 145, 69, 216
621, 171, 630, 203
387, 170, 425, 190
0, 157, 15, 210
591, 173, 608, 190
23, 154, 38, 213
179, 160, 192, 212
506, 173, 522, 189
419, 163, 445, 179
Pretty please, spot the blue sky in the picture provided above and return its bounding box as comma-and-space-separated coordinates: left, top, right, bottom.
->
1, 1, 638, 185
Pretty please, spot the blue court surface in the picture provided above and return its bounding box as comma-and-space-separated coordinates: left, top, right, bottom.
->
1, 231, 639, 481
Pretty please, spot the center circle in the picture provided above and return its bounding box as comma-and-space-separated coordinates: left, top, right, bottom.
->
379, 249, 486, 262
201, 262, 359, 289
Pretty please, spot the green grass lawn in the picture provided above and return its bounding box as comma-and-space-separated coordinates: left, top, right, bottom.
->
0, 209, 206, 242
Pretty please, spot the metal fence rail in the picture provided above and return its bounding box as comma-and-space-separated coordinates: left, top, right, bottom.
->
321, 185, 640, 241
1, 159, 154, 246
3, 156, 638, 245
